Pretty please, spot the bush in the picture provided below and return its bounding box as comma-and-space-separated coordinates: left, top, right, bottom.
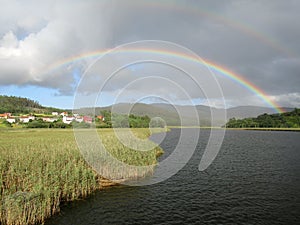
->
26, 120, 49, 128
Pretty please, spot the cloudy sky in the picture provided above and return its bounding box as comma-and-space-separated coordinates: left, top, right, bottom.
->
0, 0, 299, 109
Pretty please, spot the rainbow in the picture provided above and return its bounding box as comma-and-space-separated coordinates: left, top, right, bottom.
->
44, 47, 284, 113
120, 0, 294, 57
40, 1, 292, 114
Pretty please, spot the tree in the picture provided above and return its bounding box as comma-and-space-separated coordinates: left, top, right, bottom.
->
225, 108, 300, 128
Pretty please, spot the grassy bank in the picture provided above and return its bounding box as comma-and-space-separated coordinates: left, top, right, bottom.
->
0, 128, 163, 225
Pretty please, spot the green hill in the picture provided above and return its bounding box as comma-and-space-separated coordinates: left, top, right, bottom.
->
225, 108, 300, 128
77, 103, 211, 126
1, 95, 296, 127
0, 95, 64, 115
76, 103, 294, 127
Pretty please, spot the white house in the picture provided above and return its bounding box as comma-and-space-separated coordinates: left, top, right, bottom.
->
6, 117, 16, 123
75, 116, 83, 123
19, 115, 35, 123
63, 116, 74, 124
60, 112, 68, 116
19, 116, 30, 123
42, 117, 58, 123
28, 115, 35, 121
52, 112, 59, 116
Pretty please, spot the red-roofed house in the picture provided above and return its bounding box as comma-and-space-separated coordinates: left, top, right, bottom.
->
20, 116, 30, 123
97, 115, 105, 121
0, 113, 12, 119
83, 116, 93, 123
60, 112, 68, 116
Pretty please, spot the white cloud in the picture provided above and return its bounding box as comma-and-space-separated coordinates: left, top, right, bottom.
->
0, 31, 19, 48
0, 0, 113, 93
271, 93, 300, 108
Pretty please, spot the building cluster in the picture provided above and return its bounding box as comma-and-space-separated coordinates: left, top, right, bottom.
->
0, 112, 103, 124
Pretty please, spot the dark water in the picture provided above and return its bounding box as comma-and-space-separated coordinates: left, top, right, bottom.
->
46, 129, 300, 225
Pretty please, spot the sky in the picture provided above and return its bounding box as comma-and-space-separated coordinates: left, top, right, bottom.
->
0, 0, 299, 109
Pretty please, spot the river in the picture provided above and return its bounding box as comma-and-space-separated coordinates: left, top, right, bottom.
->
46, 129, 300, 224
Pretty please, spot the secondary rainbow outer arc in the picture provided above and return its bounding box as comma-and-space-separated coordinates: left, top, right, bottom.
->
123, 0, 294, 57
46, 48, 284, 113
43, 1, 289, 114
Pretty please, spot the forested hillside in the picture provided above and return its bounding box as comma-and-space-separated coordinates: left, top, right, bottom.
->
225, 108, 300, 128
0, 95, 62, 114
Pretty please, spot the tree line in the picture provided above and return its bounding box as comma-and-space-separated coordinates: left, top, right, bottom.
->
0, 95, 63, 114
0, 95, 42, 114
225, 108, 300, 128
95, 110, 165, 128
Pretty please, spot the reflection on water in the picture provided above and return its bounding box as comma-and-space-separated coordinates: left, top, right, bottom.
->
46, 129, 300, 225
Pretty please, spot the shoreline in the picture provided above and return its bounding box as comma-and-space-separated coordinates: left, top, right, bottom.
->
1, 126, 299, 132
0, 128, 165, 225
167, 126, 300, 132
226, 127, 300, 132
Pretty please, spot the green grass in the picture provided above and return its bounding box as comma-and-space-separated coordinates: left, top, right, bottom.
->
0, 128, 163, 225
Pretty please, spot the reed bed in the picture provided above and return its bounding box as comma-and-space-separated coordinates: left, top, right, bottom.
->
0, 128, 163, 225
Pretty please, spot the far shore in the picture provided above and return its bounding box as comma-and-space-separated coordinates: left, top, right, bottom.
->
167, 126, 300, 132
0, 126, 299, 132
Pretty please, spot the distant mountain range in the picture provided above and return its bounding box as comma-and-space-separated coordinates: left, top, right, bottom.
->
1, 95, 294, 127
78, 103, 294, 127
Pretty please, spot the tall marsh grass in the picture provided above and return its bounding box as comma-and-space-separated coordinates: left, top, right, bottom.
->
0, 128, 163, 225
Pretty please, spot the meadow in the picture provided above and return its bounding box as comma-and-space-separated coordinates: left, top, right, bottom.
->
0, 128, 163, 225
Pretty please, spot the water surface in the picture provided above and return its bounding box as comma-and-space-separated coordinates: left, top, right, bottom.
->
46, 129, 300, 225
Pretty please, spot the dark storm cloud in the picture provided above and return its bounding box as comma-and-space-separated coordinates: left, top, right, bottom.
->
109, 0, 300, 94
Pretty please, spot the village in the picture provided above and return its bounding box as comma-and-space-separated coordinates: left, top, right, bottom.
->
0, 112, 105, 124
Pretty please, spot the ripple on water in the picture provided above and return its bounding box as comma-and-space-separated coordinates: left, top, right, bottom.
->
46, 129, 300, 225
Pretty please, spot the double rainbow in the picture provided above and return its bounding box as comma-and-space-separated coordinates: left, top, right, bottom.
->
45, 47, 284, 113
42, 1, 290, 113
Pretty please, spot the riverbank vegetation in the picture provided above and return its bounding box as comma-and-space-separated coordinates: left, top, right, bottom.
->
225, 108, 300, 128
0, 128, 163, 225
